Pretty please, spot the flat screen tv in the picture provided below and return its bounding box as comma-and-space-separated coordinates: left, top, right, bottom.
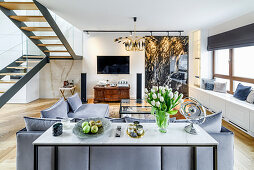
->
97, 56, 130, 74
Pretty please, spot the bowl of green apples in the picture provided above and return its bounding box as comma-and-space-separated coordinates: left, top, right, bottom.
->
72, 118, 111, 139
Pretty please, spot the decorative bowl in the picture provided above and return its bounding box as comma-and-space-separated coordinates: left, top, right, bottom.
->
72, 118, 111, 139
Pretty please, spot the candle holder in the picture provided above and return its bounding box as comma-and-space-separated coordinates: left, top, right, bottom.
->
52, 123, 63, 136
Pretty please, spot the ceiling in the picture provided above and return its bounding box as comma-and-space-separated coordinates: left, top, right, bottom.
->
38, 0, 254, 33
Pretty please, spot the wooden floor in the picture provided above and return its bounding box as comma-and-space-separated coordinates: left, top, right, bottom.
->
0, 99, 253, 170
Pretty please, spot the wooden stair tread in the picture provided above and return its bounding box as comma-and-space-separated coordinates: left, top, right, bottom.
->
50, 56, 72, 59
0, 80, 17, 84
21, 27, 52, 32
37, 44, 63, 47
10, 16, 46, 22
44, 50, 68, 52
23, 56, 44, 59
15, 60, 40, 63
7, 66, 32, 69
0, 91, 5, 93
0, 2, 37, 10
30, 36, 58, 40
0, 73, 26, 76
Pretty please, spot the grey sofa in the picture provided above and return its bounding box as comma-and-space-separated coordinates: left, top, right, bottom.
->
40, 96, 109, 119
16, 122, 234, 170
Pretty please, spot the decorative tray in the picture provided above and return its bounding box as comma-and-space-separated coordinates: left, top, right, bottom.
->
73, 118, 111, 139
126, 129, 144, 138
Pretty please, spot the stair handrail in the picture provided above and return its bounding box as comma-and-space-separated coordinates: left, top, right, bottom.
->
0, 41, 24, 57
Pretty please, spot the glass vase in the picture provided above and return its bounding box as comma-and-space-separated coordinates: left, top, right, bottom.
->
155, 111, 169, 133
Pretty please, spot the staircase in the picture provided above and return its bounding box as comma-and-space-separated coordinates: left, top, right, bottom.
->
0, 0, 82, 108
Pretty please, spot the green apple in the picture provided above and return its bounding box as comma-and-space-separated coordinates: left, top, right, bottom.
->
91, 125, 98, 134
89, 120, 96, 127
82, 121, 89, 128
83, 125, 90, 134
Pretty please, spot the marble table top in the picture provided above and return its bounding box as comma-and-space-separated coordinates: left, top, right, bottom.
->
33, 123, 218, 146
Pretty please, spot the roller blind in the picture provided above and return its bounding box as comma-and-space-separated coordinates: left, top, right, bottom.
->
207, 23, 254, 51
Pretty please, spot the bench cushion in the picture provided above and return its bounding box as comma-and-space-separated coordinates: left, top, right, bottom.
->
68, 104, 109, 118
234, 83, 252, 101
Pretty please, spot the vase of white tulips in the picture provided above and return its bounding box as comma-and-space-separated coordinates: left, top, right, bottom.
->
145, 86, 184, 133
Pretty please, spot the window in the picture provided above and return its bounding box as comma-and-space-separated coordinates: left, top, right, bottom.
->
233, 46, 254, 79
213, 46, 254, 94
214, 49, 229, 75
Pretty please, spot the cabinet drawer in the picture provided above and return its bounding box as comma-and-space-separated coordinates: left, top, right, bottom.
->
250, 111, 254, 132
104, 90, 120, 95
226, 102, 250, 130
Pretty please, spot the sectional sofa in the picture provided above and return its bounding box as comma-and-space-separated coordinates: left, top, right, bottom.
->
16, 94, 234, 170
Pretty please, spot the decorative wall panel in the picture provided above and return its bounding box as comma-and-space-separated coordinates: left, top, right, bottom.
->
145, 36, 189, 96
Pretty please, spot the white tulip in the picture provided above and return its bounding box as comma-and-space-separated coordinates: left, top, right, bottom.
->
156, 101, 160, 107
145, 88, 148, 93
165, 85, 169, 90
162, 89, 166, 94
174, 91, 179, 96
144, 94, 148, 99
152, 93, 157, 99
158, 93, 161, 98
151, 89, 155, 93
151, 100, 155, 106
168, 88, 172, 91
160, 96, 164, 102
174, 93, 178, 100
153, 86, 158, 91
168, 91, 173, 99
159, 86, 163, 90
179, 99, 184, 103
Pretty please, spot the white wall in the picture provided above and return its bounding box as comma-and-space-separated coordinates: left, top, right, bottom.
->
39, 60, 82, 98
208, 11, 254, 36
83, 33, 145, 99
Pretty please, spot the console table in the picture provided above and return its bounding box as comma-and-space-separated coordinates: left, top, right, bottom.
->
94, 85, 130, 102
33, 123, 218, 170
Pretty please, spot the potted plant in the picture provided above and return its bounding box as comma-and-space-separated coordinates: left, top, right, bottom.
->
145, 86, 184, 133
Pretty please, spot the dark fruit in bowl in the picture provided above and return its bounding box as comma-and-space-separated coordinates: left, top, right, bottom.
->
96, 120, 102, 127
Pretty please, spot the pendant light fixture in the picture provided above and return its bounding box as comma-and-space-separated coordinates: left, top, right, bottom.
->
114, 17, 145, 51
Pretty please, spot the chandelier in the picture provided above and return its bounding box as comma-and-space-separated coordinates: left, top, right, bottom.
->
114, 17, 145, 51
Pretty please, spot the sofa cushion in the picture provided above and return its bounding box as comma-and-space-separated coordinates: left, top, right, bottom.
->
233, 83, 252, 101
125, 117, 176, 123
41, 98, 69, 118
201, 78, 215, 89
205, 82, 214, 90
67, 93, 82, 112
213, 82, 227, 93
199, 112, 222, 133
246, 90, 254, 104
68, 104, 109, 118
24, 116, 60, 131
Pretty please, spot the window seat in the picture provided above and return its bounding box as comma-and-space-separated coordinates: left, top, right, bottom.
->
189, 86, 254, 137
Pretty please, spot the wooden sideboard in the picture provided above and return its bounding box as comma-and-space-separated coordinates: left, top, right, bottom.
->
94, 85, 130, 102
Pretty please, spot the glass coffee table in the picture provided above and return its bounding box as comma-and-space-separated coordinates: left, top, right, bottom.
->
119, 99, 152, 118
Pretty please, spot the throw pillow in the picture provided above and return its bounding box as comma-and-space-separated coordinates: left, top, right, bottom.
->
201, 78, 215, 89
199, 111, 222, 133
24, 117, 60, 131
41, 98, 69, 118
125, 117, 176, 123
67, 93, 82, 112
205, 82, 214, 90
233, 83, 252, 101
213, 82, 227, 93
246, 90, 254, 104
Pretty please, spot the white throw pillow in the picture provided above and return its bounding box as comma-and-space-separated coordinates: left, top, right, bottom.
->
213, 82, 227, 93
246, 90, 254, 104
